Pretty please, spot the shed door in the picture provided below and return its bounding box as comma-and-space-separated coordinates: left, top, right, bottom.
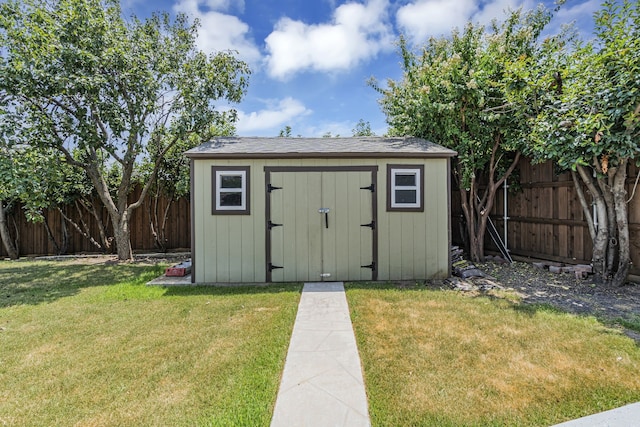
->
267, 169, 376, 282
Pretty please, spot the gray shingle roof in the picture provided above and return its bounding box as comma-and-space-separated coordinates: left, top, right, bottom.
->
185, 136, 457, 159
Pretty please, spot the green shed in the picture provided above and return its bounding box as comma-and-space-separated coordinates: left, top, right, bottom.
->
185, 136, 456, 284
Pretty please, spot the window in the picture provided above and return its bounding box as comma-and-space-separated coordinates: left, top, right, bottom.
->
212, 166, 250, 214
387, 165, 424, 211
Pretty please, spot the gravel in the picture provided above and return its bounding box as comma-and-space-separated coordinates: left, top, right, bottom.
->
464, 261, 640, 343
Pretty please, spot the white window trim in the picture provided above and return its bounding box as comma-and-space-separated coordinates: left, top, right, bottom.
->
390, 168, 421, 209
213, 167, 249, 214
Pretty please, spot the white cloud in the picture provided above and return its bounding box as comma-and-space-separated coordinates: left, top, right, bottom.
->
173, 0, 260, 64
264, 0, 394, 80
397, 0, 478, 41
473, 0, 535, 28
236, 97, 312, 135
396, 0, 540, 44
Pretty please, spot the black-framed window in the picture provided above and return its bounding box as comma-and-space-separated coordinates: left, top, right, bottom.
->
212, 166, 250, 215
387, 165, 424, 212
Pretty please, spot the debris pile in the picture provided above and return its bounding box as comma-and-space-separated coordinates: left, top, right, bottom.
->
532, 261, 593, 279
451, 246, 485, 279
447, 276, 504, 293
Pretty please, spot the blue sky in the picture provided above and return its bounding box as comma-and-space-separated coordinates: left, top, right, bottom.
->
122, 0, 606, 137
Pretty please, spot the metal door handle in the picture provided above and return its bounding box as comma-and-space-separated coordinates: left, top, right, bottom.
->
318, 208, 330, 229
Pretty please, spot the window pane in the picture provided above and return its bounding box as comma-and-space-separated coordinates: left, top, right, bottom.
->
395, 174, 416, 186
220, 192, 242, 206
221, 175, 242, 189
395, 189, 417, 204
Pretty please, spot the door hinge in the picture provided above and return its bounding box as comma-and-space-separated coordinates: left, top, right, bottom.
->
268, 221, 283, 229
360, 220, 376, 229
268, 263, 283, 271
267, 184, 282, 193
360, 183, 375, 192
361, 262, 376, 270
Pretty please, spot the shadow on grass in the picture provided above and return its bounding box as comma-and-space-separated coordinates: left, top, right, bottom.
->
345, 281, 422, 291
0, 259, 165, 308
345, 280, 640, 346
162, 282, 303, 298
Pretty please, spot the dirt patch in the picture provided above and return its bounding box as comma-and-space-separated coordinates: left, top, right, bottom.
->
34, 252, 190, 266
449, 261, 640, 343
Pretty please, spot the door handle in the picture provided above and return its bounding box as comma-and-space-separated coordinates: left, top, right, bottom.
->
318, 208, 330, 229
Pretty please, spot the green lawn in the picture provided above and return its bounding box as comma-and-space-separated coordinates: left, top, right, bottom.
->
4, 261, 640, 426
347, 283, 640, 427
0, 259, 301, 426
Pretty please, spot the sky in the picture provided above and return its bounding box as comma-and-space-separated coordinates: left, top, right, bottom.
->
121, 0, 607, 138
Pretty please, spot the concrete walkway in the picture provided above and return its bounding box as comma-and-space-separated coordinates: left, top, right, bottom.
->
271, 282, 370, 427
552, 402, 640, 426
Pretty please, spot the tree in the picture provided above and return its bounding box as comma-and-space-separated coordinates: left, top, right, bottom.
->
0, 0, 250, 260
1, 95, 68, 258
372, 6, 555, 262
0, 143, 69, 258
278, 125, 292, 137
523, 0, 640, 286
352, 119, 375, 137
143, 123, 235, 251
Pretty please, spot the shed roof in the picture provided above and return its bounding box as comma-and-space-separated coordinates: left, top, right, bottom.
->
185, 136, 457, 159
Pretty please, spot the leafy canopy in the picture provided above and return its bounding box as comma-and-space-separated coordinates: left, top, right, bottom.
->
373, 5, 555, 187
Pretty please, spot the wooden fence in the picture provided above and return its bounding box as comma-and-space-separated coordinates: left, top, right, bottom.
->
0, 187, 190, 257
3, 158, 640, 277
452, 158, 640, 276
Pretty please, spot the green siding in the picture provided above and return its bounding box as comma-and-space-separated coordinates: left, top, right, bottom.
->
191, 157, 450, 283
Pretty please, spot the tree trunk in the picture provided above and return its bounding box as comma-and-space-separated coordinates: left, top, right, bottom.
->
598, 171, 618, 276
42, 213, 62, 255
58, 205, 103, 251
60, 212, 69, 254
77, 199, 112, 252
0, 201, 18, 259
612, 159, 630, 286
456, 147, 520, 263
574, 166, 609, 278
459, 177, 480, 261
159, 198, 172, 252
111, 210, 133, 261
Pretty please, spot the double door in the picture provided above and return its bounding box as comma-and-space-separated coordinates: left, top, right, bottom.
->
266, 167, 377, 282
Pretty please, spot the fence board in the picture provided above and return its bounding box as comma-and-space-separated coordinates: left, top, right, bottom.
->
0, 187, 190, 258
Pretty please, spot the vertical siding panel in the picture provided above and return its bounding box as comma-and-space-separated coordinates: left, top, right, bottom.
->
270, 172, 285, 282
227, 218, 242, 282
357, 171, 373, 281
331, 172, 344, 278
388, 207, 403, 280
400, 215, 415, 280
427, 160, 443, 276
216, 216, 230, 282
321, 172, 337, 279
422, 161, 436, 277
291, 172, 307, 281
251, 160, 266, 282
195, 161, 208, 281
376, 160, 389, 280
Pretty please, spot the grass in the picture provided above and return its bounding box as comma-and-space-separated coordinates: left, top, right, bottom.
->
0, 259, 301, 426
346, 283, 640, 427
615, 314, 640, 334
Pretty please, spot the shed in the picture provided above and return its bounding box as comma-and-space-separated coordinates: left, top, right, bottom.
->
185, 136, 457, 284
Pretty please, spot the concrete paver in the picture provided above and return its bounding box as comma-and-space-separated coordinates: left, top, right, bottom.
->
551, 402, 640, 427
271, 282, 370, 427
